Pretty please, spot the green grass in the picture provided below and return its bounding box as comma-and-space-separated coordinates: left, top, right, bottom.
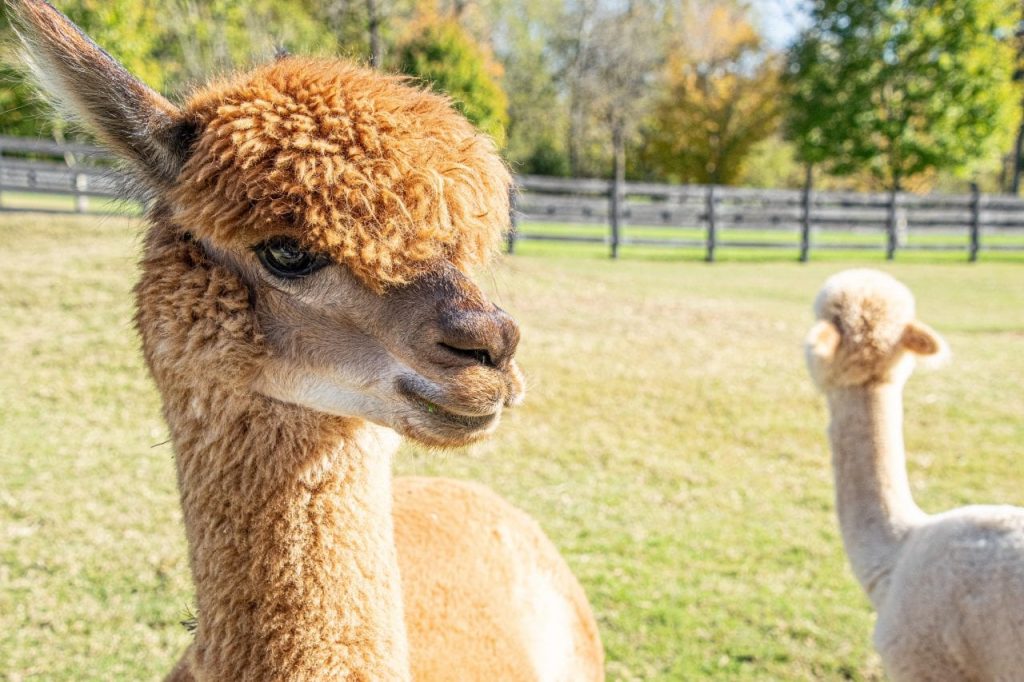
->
0, 190, 141, 215
2, 213, 1023, 680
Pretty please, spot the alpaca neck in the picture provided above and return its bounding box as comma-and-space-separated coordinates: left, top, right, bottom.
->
169, 397, 411, 681
827, 383, 926, 606
136, 229, 409, 680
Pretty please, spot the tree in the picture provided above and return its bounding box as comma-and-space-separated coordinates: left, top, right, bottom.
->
1, 0, 166, 138
162, 0, 335, 88
487, 0, 568, 174
787, 0, 1021, 192
0, 12, 49, 139
1008, 9, 1024, 193
735, 135, 805, 189
0, 0, 342, 138
638, 3, 783, 185
551, 0, 665, 179
397, 16, 509, 145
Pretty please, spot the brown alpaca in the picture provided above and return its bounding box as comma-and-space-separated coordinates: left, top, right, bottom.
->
9, 2, 604, 680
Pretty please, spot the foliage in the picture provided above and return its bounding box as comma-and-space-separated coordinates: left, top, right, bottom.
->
638, 3, 782, 185
396, 16, 509, 146
5, 0, 1019, 188
517, 137, 570, 176
160, 0, 336, 92
60, 0, 167, 90
735, 135, 805, 189
0, 63, 49, 138
0, 0, 336, 138
0, 8, 48, 137
787, 0, 1022, 190
493, 0, 568, 175
552, 0, 667, 178
0, 0, 166, 138
316, 0, 424, 67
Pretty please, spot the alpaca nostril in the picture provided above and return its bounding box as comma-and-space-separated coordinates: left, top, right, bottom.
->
438, 342, 495, 368
437, 307, 520, 370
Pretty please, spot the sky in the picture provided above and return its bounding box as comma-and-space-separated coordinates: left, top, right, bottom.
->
751, 0, 811, 49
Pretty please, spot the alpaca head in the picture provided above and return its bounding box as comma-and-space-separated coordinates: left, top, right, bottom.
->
12, 0, 523, 446
805, 269, 948, 390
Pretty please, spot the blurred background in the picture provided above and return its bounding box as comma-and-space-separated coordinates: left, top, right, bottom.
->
1, 0, 1022, 195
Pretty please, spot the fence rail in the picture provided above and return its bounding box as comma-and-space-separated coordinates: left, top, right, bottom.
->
2, 135, 1022, 261
512, 175, 1024, 261
0, 135, 127, 214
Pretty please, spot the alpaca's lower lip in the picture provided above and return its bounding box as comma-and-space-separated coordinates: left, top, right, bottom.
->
396, 379, 498, 430
412, 397, 497, 429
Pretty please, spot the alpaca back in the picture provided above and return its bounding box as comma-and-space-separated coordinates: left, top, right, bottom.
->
873, 506, 1024, 681
393, 476, 604, 682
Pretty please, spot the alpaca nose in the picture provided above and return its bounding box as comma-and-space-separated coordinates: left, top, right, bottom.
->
437, 306, 520, 370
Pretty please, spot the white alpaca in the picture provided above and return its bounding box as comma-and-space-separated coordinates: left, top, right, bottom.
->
805, 269, 1024, 682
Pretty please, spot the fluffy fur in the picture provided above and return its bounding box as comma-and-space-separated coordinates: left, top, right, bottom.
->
806, 269, 1024, 681
137, 228, 414, 681
395, 477, 605, 682
172, 58, 510, 291
9, 1, 603, 680
808, 268, 948, 388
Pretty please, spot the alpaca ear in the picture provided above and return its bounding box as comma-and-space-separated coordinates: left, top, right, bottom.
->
8, 0, 196, 189
806, 320, 841, 359
901, 320, 948, 359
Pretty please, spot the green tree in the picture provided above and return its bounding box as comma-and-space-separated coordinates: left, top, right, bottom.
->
787, 0, 1021, 191
162, 0, 336, 90
396, 17, 509, 146
493, 0, 568, 174
1, 0, 165, 138
62, 0, 167, 89
638, 3, 782, 185
0, 56, 48, 137
736, 135, 805, 189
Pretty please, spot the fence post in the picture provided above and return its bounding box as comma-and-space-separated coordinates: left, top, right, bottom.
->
969, 182, 981, 263
506, 187, 518, 255
609, 178, 623, 260
74, 172, 89, 213
705, 185, 718, 263
609, 121, 626, 259
799, 165, 812, 262
885, 187, 899, 260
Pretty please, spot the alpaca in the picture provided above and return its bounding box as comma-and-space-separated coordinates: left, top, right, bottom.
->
805, 268, 1024, 681
9, 2, 604, 680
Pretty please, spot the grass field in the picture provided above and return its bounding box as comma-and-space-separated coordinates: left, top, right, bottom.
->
0, 191, 141, 216
1, 213, 1022, 680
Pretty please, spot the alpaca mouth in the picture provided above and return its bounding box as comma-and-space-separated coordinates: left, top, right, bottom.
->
412, 396, 497, 430
396, 378, 500, 433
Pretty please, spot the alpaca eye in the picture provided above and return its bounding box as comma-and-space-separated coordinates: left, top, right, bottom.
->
254, 237, 328, 279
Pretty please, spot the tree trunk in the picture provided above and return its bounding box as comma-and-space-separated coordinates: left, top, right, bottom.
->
1011, 115, 1024, 195
568, 90, 583, 178
367, 0, 382, 68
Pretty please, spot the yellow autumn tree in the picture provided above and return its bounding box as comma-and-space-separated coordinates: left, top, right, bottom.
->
639, 3, 782, 185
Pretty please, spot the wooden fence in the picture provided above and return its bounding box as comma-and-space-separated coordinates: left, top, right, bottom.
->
511, 175, 1024, 261
0, 135, 126, 213
2, 135, 1022, 261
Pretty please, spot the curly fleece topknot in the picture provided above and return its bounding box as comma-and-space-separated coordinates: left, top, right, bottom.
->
170, 57, 511, 290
